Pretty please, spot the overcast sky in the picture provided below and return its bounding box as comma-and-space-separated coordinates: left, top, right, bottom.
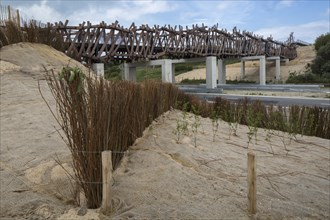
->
2, 0, 330, 43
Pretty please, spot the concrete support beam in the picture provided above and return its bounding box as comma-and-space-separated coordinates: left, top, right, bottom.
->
218, 59, 226, 84
241, 55, 266, 85
123, 63, 136, 81
172, 63, 176, 83
161, 59, 174, 83
92, 63, 105, 77
267, 56, 281, 81
259, 56, 266, 85
206, 56, 217, 89
171, 57, 205, 64
241, 55, 267, 61
240, 61, 245, 80
275, 58, 280, 81
124, 59, 176, 83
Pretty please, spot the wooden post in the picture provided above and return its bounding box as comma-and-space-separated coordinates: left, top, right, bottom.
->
101, 151, 112, 213
16, 9, 20, 28
247, 151, 257, 214
7, 5, 11, 21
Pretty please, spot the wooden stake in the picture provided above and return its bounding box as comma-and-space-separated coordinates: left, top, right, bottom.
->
101, 151, 112, 213
7, 5, 11, 21
247, 151, 257, 214
16, 9, 20, 29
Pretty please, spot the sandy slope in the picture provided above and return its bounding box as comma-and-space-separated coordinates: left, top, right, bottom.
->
0, 43, 329, 219
175, 46, 316, 83
0, 43, 87, 219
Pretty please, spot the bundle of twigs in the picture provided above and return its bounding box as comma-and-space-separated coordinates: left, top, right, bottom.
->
43, 67, 184, 208
0, 20, 65, 51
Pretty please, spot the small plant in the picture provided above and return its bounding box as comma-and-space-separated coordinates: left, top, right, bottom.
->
173, 102, 190, 143
181, 102, 190, 136
191, 105, 201, 147
231, 105, 242, 137
174, 118, 184, 143
59, 66, 86, 93
223, 104, 242, 139
286, 106, 300, 143
246, 106, 262, 148
210, 108, 220, 142
264, 119, 275, 143
223, 109, 233, 139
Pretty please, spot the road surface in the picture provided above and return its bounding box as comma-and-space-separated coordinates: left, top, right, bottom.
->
191, 93, 330, 109
177, 85, 330, 108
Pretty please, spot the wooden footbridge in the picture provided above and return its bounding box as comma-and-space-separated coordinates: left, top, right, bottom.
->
52, 20, 300, 63
0, 16, 308, 86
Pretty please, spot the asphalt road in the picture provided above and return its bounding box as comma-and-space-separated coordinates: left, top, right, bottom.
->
190, 93, 330, 109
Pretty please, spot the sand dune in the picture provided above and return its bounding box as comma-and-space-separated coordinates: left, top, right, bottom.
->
0, 43, 329, 219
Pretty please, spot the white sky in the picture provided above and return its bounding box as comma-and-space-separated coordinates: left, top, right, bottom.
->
3, 0, 330, 43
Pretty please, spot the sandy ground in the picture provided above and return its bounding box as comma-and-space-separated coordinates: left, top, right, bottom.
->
0, 43, 329, 219
175, 46, 316, 83
0, 43, 86, 219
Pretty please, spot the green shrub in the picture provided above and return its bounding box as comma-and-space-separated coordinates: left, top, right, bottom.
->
314, 33, 330, 51
286, 71, 330, 84
104, 62, 122, 80
311, 33, 330, 78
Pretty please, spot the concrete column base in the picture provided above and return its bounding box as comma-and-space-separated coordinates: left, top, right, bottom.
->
240, 61, 245, 80
275, 59, 280, 81
241, 56, 266, 85
206, 56, 217, 89
92, 63, 105, 77
267, 56, 281, 82
218, 59, 226, 84
162, 59, 174, 83
123, 63, 137, 81
259, 56, 266, 85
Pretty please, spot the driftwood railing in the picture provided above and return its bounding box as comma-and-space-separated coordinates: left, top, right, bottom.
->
52, 20, 298, 63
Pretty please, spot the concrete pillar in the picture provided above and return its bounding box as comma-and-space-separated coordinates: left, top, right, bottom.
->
92, 63, 104, 77
218, 59, 226, 84
161, 59, 174, 83
240, 61, 245, 80
259, 56, 266, 85
206, 56, 217, 89
172, 63, 176, 83
275, 58, 280, 81
123, 63, 136, 81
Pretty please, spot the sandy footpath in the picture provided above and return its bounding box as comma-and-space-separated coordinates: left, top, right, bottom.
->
0, 43, 329, 219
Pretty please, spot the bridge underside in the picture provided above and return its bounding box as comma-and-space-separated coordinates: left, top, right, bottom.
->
122, 55, 286, 88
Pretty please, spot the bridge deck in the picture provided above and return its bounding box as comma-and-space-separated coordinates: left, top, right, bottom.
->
52, 20, 299, 63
